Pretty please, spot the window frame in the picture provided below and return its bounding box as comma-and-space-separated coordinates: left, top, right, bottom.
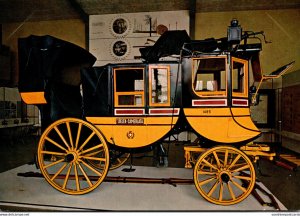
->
231, 57, 249, 98
192, 56, 228, 97
113, 67, 145, 107
148, 65, 171, 107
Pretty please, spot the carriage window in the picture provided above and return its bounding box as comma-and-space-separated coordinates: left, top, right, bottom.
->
149, 66, 170, 106
114, 68, 144, 107
232, 57, 248, 97
193, 57, 227, 97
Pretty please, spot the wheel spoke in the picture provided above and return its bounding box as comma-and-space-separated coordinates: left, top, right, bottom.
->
198, 176, 216, 186
77, 162, 93, 187
207, 179, 219, 197
66, 122, 74, 149
45, 136, 67, 152
80, 144, 104, 155
230, 162, 247, 170
51, 163, 68, 181
231, 179, 247, 192
212, 151, 221, 167
75, 123, 82, 150
54, 126, 71, 150
41, 151, 66, 156
74, 162, 80, 191
228, 154, 241, 170
231, 164, 250, 173
197, 170, 216, 175
80, 155, 107, 162
233, 175, 252, 181
202, 158, 218, 170
78, 131, 96, 151
79, 159, 103, 176
43, 158, 65, 169
227, 182, 236, 200
62, 163, 73, 189
219, 182, 223, 201
224, 150, 229, 167
84, 149, 103, 157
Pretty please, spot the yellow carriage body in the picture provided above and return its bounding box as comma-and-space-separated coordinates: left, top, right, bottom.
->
184, 107, 260, 143
87, 116, 179, 148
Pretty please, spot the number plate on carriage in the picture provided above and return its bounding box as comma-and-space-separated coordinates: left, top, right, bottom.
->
116, 118, 144, 125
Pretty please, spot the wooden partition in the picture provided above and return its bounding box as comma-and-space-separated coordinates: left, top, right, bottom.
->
282, 84, 300, 133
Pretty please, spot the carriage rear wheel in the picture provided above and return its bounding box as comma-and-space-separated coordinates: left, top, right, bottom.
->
37, 118, 110, 195
87, 150, 130, 170
109, 152, 130, 170
193, 146, 255, 205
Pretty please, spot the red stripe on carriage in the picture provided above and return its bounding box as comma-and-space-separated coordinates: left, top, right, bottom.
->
232, 99, 249, 106
149, 108, 179, 115
115, 109, 145, 115
192, 99, 227, 107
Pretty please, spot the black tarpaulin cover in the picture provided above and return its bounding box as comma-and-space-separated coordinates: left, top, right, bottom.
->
18, 35, 96, 92
18, 35, 96, 127
139, 30, 191, 62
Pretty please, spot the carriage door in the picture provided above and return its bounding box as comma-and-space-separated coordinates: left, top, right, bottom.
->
113, 67, 145, 114
147, 65, 179, 142
111, 65, 178, 148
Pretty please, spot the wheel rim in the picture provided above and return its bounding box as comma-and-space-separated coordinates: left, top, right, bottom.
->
193, 146, 255, 205
37, 118, 109, 195
110, 151, 130, 170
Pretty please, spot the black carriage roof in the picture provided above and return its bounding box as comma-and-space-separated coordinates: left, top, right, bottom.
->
140, 30, 262, 62
101, 61, 180, 68
18, 32, 262, 93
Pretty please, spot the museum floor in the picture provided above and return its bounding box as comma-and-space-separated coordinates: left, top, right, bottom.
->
0, 132, 299, 211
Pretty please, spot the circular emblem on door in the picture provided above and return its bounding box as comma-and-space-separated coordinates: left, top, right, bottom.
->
127, 131, 134, 139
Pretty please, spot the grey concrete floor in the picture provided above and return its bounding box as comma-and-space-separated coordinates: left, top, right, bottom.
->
0, 133, 299, 211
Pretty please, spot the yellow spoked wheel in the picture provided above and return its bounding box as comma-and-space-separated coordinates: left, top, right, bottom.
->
110, 151, 130, 170
193, 146, 255, 205
87, 149, 130, 170
37, 118, 110, 195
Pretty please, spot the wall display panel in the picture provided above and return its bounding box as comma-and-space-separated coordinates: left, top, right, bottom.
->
89, 11, 189, 66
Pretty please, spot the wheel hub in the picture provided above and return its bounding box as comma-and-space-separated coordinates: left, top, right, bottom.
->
65, 151, 78, 162
220, 173, 230, 183
218, 170, 232, 183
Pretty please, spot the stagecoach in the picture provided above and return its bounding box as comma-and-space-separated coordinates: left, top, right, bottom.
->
18, 20, 294, 205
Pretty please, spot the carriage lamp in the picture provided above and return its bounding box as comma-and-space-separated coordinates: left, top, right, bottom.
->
227, 19, 242, 44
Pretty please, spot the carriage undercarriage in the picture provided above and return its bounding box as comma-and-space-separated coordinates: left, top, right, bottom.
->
34, 117, 277, 205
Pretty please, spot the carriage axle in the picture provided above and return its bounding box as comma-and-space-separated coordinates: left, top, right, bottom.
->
17, 171, 193, 187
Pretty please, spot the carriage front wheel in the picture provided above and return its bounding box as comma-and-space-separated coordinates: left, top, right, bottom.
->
37, 118, 110, 195
193, 146, 255, 205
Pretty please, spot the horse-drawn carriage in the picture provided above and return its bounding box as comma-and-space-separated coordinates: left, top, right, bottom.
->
18, 20, 294, 205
